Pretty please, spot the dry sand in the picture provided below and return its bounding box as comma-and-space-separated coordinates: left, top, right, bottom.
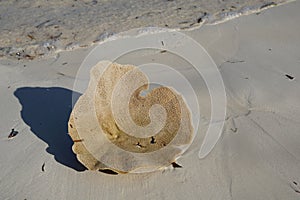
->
1, 1, 300, 199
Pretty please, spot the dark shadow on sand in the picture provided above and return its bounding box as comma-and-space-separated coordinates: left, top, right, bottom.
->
14, 87, 86, 171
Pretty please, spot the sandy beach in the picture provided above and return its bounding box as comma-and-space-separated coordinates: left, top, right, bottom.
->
1, 0, 300, 199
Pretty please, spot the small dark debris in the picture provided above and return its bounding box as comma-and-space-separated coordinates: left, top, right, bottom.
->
23, 65, 26, 67
73, 139, 84, 142
260, 2, 277, 9
268, 48, 272, 51
171, 162, 182, 168
62, 62, 67, 65
25, 54, 35, 60
291, 181, 300, 193
176, 7, 182, 10
165, 24, 169, 27
8, 129, 18, 138
69, 124, 73, 128
150, 136, 156, 144
285, 74, 294, 80
27, 34, 35, 40
135, 16, 139, 19
245, 77, 249, 80
99, 169, 118, 175
36, 19, 51, 28
50, 32, 62, 40
136, 142, 144, 148
161, 41, 164, 46
197, 12, 208, 23
115, 123, 121, 132
230, 127, 238, 133
178, 21, 189, 24
42, 163, 45, 172
226, 60, 245, 64
57, 72, 65, 76
293, 181, 298, 185
7, 86, 11, 89
160, 50, 167, 53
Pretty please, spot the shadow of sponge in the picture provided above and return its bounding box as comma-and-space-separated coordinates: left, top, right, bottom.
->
14, 87, 86, 171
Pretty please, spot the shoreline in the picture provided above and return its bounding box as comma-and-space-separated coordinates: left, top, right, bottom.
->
0, 0, 294, 61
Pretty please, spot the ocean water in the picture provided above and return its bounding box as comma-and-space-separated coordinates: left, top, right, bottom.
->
0, 0, 290, 60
